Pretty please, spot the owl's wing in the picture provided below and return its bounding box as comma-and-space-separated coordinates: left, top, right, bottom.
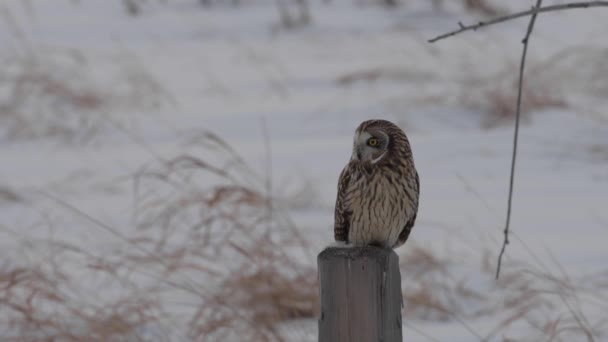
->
334, 163, 353, 243
395, 170, 420, 248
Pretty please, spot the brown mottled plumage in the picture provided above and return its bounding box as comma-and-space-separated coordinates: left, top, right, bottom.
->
334, 119, 419, 249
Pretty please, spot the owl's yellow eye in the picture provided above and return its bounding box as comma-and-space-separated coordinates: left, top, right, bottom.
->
367, 138, 379, 147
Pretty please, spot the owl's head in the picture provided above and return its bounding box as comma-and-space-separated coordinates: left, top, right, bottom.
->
351, 119, 398, 164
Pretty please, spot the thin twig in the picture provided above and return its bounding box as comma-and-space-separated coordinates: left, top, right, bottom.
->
260, 116, 273, 223
495, 0, 543, 280
428, 1, 608, 43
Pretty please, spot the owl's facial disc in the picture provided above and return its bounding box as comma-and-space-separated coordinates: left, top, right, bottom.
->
352, 129, 388, 164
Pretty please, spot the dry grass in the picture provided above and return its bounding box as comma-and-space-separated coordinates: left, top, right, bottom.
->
130, 132, 318, 341
334, 46, 608, 130
459, 47, 608, 128
0, 256, 162, 341
400, 246, 489, 322
458, 62, 568, 129
0, 50, 167, 143
397, 244, 608, 341
0, 186, 22, 204
189, 238, 318, 341
1, 131, 607, 341
462, 79, 567, 129
0, 2, 606, 341
454, 47, 608, 128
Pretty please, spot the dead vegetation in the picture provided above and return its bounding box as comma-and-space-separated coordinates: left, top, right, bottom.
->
189, 238, 318, 341
0, 1, 605, 341
0, 186, 22, 204
335, 46, 608, 129
459, 47, 608, 128
399, 0, 505, 16
1, 131, 607, 341
0, 50, 167, 143
0, 253, 162, 341
399, 245, 608, 341
458, 65, 569, 129
131, 132, 318, 341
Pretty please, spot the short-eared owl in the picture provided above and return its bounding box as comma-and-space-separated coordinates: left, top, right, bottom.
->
334, 119, 419, 249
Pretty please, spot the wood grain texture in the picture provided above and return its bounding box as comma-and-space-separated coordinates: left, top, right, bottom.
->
318, 246, 402, 342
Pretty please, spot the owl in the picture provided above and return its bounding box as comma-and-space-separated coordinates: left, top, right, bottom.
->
334, 119, 419, 249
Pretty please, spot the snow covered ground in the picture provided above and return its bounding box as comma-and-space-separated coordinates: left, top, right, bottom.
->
1, 0, 607, 341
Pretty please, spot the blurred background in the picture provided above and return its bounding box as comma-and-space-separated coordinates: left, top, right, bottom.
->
1, 0, 607, 341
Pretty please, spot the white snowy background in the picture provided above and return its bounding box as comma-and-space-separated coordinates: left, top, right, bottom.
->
0, 0, 607, 341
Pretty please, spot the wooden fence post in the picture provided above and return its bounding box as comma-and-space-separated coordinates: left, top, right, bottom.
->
317, 246, 402, 342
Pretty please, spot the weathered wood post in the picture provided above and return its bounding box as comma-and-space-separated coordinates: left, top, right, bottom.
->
317, 246, 402, 342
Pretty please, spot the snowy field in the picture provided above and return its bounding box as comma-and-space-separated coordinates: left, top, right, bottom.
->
1, 0, 608, 341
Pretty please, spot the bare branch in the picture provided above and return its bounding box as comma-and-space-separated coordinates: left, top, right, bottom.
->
428, 1, 608, 43
495, 0, 543, 280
